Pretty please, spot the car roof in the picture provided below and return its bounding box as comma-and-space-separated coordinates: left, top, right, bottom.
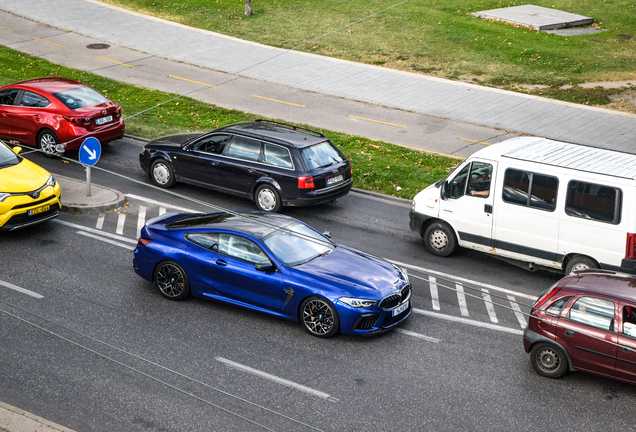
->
215, 120, 327, 148
561, 270, 636, 302
167, 211, 300, 239
5, 77, 84, 93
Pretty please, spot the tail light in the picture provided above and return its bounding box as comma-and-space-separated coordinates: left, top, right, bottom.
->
114, 107, 122, 118
533, 283, 561, 310
626, 233, 636, 260
63, 115, 92, 124
137, 238, 152, 246
298, 176, 315, 189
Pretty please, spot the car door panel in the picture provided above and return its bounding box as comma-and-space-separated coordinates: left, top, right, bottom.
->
616, 303, 636, 383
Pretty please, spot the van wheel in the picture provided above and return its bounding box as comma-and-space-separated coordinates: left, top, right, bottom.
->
424, 222, 457, 257
565, 256, 597, 274
530, 343, 568, 378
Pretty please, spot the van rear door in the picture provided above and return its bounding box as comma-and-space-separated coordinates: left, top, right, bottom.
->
439, 160, 496, 250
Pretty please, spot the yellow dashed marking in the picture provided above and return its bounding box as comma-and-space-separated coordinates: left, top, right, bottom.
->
252, 95, 306, 107
0, 27, 14, 32
168, 75, 216, 87
459, 138, 491, 146
348, 115, 407, 129
97, 56, 137, 68
35, 38, 67, 48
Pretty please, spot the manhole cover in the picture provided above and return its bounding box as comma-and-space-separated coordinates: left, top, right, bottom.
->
86, 43, 110, 50
618, 34, 632, 39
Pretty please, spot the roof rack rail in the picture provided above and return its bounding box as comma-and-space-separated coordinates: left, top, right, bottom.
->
255, 119, 326, 138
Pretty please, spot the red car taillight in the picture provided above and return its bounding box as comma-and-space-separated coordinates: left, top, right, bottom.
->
137, 238, 152, 246
298, 176, 315, 189
626, 233, 636, 260
63, 115, 92, 124
533, 284, 561, 310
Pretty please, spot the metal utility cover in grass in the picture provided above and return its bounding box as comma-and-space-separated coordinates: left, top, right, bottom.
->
472, 5, 593, 31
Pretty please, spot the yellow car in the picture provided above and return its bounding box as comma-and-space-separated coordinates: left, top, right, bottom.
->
0, 141, 61, 231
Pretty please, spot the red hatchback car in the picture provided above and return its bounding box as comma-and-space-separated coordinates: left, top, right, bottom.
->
0, 78, 124, 156
524, 270, 636, 384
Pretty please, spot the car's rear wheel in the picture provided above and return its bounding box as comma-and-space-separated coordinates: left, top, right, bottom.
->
37, 129, 59, 158
150, 159, 175, 188
424, 222, 457, 257
255, 184, 281, 213
565, 256, 598, 274
154, 261, 190, 300
530, 343, 568, 378
300, 297, 340, 338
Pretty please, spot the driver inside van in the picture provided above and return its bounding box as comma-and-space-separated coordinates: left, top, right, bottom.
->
467, 164, 493, 197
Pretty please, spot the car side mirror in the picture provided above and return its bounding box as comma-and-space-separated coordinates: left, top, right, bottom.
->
255, 260, 276, 272
12, 146, 22, 155
322, 231, 332, 239
441, 180, 450, 200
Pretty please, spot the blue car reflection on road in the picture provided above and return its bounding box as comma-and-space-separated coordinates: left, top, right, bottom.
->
133, 211, 411, 337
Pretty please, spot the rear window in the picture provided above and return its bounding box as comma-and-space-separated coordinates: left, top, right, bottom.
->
53, 86, 108, 110
300, 141, 345, 170
565, 180, 621, 224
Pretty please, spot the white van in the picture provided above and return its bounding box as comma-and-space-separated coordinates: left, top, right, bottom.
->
409, 137, 636, 274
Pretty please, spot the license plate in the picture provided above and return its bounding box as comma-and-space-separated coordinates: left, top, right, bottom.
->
28, 204, 50, 216
393, 300, 409, 317
327, 174, 344, 185
95, 115, 113, 125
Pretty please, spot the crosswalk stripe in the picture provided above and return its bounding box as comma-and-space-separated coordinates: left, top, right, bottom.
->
508, 295, 527, 329
116, 213, 126, 235
481, 288, 498, 323
96, 213, 105, 230
137, 206, 146, 239
429, 276, 440, 311
456, 283, 469, 317
159, 206, 166, 215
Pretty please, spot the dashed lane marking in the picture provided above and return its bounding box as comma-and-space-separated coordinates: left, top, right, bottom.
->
0, 280, 43, 299
348, 115, 407, 128
168, 75, 216, 87
252, 95, 306, 107
97, 56, 137, 68
35, 38, 67, 48
459, 138, 491, 146
76, 231, 134, 250
395, 328, 440, 342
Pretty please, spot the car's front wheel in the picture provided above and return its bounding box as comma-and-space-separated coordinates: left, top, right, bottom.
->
530, 343, 568, 378
154, 261, 190, 300
424, 222, 457, 257
37, 129, 59, 157
255, 184, 281, 212
300, 297, 340, 338
150, 159, 176, 188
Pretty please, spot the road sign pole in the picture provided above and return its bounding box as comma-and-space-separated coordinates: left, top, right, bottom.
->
86, 165, 92, 197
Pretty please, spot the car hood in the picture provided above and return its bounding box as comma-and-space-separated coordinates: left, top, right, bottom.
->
289, 246, 402, 298
0, 159, 50, 193
148, 133, 203, 148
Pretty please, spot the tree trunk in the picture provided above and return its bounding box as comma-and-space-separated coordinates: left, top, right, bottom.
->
245, 0, 252, 17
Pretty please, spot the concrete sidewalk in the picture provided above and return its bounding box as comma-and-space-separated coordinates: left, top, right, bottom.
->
0, 401, 74, 432
0, 0, 635, 153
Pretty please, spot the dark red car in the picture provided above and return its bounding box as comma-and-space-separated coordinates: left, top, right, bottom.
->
0, 77, 124, 156
524, 270, 636, 384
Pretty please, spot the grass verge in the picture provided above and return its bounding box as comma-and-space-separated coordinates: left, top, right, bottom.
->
0, 46, 458, 199
98, 0, 636, 108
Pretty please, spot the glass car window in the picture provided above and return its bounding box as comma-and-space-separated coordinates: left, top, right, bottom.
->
569, 297, 615, 331
185, 232, 219, 250
263, 222, 332, 266
0, 142, 20, 168
0, 89, 19, 106
218, 234, 269, 264
502, 169, 558, 211
300, 141, 344, 170
191, 134, 230, 154
263, 143, 292, 169
449, 163, 470, 199
19, 91, 51, 108
565, 180, 621, 224
53, 86, 108, 110
546, 296, 573, 317
225, 136, 261, 162
623, 305, 636, 338
466, 162, 493, 198
503, 169, 530, 206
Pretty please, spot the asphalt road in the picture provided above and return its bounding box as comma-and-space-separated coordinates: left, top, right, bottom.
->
2, 139, 635, 432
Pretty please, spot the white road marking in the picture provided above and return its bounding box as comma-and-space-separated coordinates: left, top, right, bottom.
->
429, 276, 440, 310
481, 289, 498, 324
159, 207, 166, 216
0, 280, 43, 299
125, 193, 198, 213
456, 283, 469, 317
413, 308, 523, 335
215, 357, 338, 402
53, 220, 137, 244
390, 259, 537, 300
136, 205, 146, 238
96, 213, 105, 230
116, 213, 126, 235
76, 231, 134, 249
395, 328, 440, 342
508, 295, 527, 329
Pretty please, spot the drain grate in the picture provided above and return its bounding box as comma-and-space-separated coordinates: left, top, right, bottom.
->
86, 43, 110, 50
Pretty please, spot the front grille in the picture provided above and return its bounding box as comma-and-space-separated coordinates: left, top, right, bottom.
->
379, 284, 411, 310
382, 305, 411, 327
6, 203, 60, 224
12, 196, 56, 210
354, 314, 380, 330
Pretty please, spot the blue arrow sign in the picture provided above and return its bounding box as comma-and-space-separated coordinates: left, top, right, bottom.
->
79, 137, 101, 166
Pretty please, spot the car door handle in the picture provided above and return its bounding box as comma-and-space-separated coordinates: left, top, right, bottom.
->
209, 161, 219, 166
215, 259, 227, 266
564, 329, 575, 337
484, 204, 492, 214
32, 114, 40, 120
622, 346, 635, 353
247, 168, 258, 174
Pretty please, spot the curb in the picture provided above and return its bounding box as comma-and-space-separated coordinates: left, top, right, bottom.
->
56, 174, 127, 214
0, 401, 75, 432
351, 187, 413, 206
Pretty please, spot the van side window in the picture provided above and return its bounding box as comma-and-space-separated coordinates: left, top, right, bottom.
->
449, 163, 470, 199
502, 169, 558, 211
466, 162, 493, 198
565, 181, 621, 224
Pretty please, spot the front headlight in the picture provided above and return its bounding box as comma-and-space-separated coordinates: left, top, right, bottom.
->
45, 174, 56, 188
394, 265, 409, 283
339, 297, 377, 308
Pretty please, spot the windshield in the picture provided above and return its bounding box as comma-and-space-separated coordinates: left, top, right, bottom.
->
0, 142, 20, 168
300, 141, 345, 170
53, 86, 108, 110
263, 222, 333, 266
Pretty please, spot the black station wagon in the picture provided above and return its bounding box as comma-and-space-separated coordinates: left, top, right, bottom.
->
139, 120, 353, 212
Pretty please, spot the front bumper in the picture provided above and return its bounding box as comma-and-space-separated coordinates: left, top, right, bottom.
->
409, 209, 432, 236
338, 299, 412, 336
0, 183, 61, 231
